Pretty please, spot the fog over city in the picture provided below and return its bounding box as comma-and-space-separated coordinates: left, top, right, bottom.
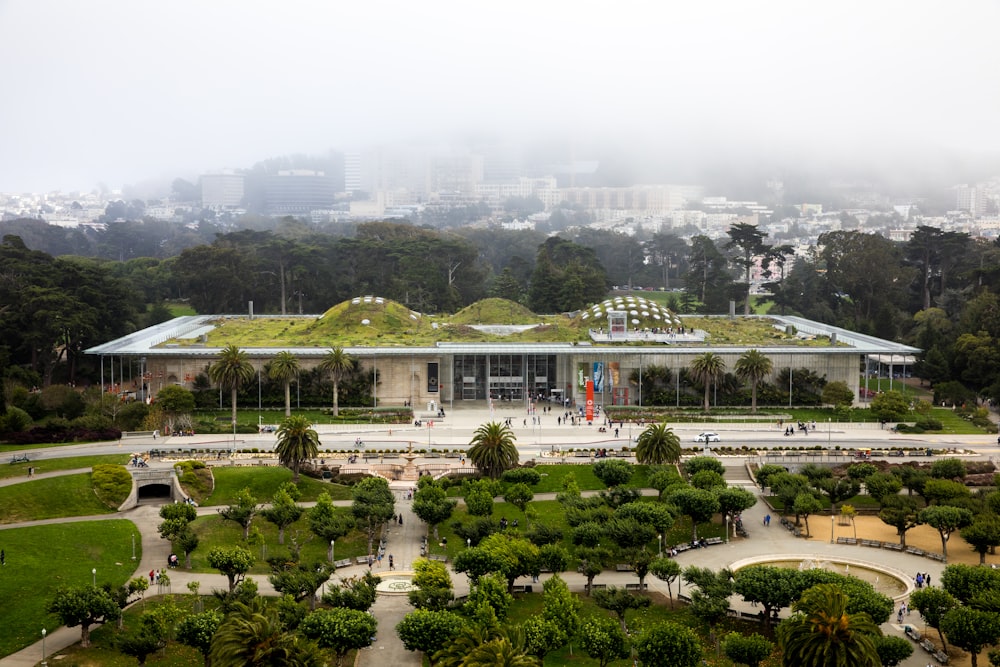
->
1, 0, 998, 193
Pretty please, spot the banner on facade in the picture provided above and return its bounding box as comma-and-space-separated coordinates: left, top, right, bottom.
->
608, 362, 620, 390
585, 380, 594, 422
593, 362, 605, 392
577, 362, 589, 389
427, 362, 439, 393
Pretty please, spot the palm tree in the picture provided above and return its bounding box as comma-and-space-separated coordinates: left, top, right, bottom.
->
208, 345, 255, 426
319, 347, 354, 417
777, 584, 881, 667
275, 415, 320, 482
635, 422, 681, 465
210, 598, 323, 667
462, 638, 541, 667
268, 351, 300, 417
467, 421, 519, 479
735, 349, 773, 413
689, 352, 726, 412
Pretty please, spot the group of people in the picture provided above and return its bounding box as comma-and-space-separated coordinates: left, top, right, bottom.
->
915, 571, 932, 588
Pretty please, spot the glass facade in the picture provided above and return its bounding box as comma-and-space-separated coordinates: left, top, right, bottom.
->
452, 354, 557, 401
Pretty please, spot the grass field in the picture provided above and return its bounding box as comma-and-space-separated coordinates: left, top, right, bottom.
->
0, 454, 129, 481
0, 520, 139, 657
0, 473, 117, 524
203, 467, 353, 505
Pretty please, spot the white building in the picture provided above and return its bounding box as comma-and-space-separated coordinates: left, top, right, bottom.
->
200, 171, 244, 209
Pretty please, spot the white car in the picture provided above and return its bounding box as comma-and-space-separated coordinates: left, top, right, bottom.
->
693, 432, 720, 443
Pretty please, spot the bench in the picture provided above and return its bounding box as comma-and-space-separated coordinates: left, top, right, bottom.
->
428, 554, 447, 563
704, 537, 723, 546
121, 431, 155, 438
904, 626, 921, 641
906, 547, 926, 556
836, 537, 857, 545
355, 557, 370, 565
926, 552, 947, 562
616, 564, 633, 572
511, 585, 533, 594
9, 454, 29, 464
920, 639, 936, 652
333, 559, 353, 568
861, 539, 882, 548
934, 650, 949, 664
589, 584, 607, 591
678, 593, 691, 603
574, 451, 592, 458
444, 452, 462, 458
883, 542, 904, 551
625, 583, 648, 591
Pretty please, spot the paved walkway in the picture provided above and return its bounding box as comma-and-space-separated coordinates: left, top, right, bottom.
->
0, 404, 978, 666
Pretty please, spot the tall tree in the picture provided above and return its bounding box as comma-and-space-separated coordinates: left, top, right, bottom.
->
727, 222, 770, 315
319, 347, 354, 417
352, 477, 396, 556
684, 235, 733, 312
48, 585, 121, 648
268, 351, 300, 417
735, 349, 773, 412
210, 598, 321, 667
274, 415, 320, 482
635, 422, 682, 465
217, 487, 260, 541
261, 487, 304, 545
208, 344, 255, 425
689, 352, 726, 412
467, 421, 519, 479
777, 584, 881, 667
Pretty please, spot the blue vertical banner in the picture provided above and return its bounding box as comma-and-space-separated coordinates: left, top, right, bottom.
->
593, 362, 605, 392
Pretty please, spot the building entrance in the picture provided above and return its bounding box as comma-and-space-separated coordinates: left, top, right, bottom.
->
452, 354, 557, 401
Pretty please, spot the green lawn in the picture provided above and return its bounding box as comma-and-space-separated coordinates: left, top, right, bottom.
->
0, 473, 117, 524
0, 520, 139, 657
0, 454, 129, 481
204, 467, 353, 506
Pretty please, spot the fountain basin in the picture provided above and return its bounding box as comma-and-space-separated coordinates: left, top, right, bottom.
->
730, 554, 912, 601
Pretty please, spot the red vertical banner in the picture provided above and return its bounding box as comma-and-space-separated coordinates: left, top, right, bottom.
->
585, 380, 595, 422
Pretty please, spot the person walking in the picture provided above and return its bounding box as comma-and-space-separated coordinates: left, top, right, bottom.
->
389, 555, 394, 571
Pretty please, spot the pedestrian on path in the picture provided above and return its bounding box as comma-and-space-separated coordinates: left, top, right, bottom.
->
1, 549, 5, 565
389, 555, 394, 570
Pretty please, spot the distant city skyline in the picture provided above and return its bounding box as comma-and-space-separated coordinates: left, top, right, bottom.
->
2, 1, 999, 193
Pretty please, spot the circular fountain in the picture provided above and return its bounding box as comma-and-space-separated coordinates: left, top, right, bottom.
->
375, 572, 418, 595
730, 554, 912, 600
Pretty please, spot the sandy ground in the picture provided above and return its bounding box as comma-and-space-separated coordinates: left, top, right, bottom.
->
803, 513, 994, 667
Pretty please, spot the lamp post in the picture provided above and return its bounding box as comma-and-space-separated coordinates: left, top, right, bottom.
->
131, 533, 136, 561
92, 568, 96, 587
467, 538, 471, 549
41, 628, 47, 667
724, 516, 730, 544
657, 534, 663, 558
330, 540, 335, 565
828, 418, 831, 448
831, 514, 835, 544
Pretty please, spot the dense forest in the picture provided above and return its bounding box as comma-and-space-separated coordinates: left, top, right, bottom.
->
3, 217, 1000, 406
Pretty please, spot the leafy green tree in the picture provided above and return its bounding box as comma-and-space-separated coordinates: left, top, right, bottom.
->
864, 472, 902, 509
691, 469, 726, 490
941, 606, 1000, 667
878, 496, 921, 546
920, 505, 974, 559
528, 236, 608, 312
962, 516, 1000, 565
683, 566, 734, 632
792, 493, 825, 537
922, 478, 971, 506
319, 347, 354, 417
684, 456, 725, 477
153, 385, 196, 432
815, 476, 860, 515
476, 533, 540, 593
465, 573, 514, 621
821, 380, 855, 407
48, 585, 121, 648
522, 616, 566, 661
727, 222, 770, 315
408, 558, 454, 611
722, 631, 774, 667
755, 464, 787, 490
911, 587, 959, 653
579, 615, 630, 667
634, 621, 702, 667
207, 546, 255, 594
735, 348, 773, 411
873, 635, 913, 667
269, 561, 333, 611
208, 344, 255, 425
268, 351, 300, 417
668, 487, 720, 541
300, 607, 377, 667
685, 234, 733, 312
576, 546, 613, 595
503, 483, 534, 518
648, 467, 683, 499
467, 421, 518, 479
897, 465, 930, 498
118, 612, 168, 665
716, 486, 758, 525
777, 584, 881, 667
940, 563, 1000, 605
176, 610, 224, 667
218, 487, 260, 540
615, 501, 675, 536
733, 565, 801, 633
352, 476, 395, 556
931, 457, 968, 481
307, 492, 354, 562
274, 415, 320, 482
594, 586, 651, 631
261, 488, 304, 546
463, 481, 495, 517
650, 557, 682, 608
592, 458, 634, 487
870, 390, 910, 422
322, 572, 380, 612
395, 609, 464, 666
690, 351, 726, 412
541, 573, 581, 641
768, 472, 812, 517
635, 422, 681, 465
412, 483, 457, 533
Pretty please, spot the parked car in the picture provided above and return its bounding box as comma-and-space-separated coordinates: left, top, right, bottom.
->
693, 432, 721, 443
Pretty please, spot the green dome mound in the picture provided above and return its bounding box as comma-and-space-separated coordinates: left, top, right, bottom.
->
310, 296, 432, 338
577, 295, 682, 330
449, 298, 540, 325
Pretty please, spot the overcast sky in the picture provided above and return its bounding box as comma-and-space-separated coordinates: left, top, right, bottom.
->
1, 0, 998, 193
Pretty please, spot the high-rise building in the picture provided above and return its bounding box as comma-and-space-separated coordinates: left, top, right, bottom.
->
344, 154, 362, 194
956, 184, 987, 217
200, 171, 244, 209
264, 170, 336, 215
